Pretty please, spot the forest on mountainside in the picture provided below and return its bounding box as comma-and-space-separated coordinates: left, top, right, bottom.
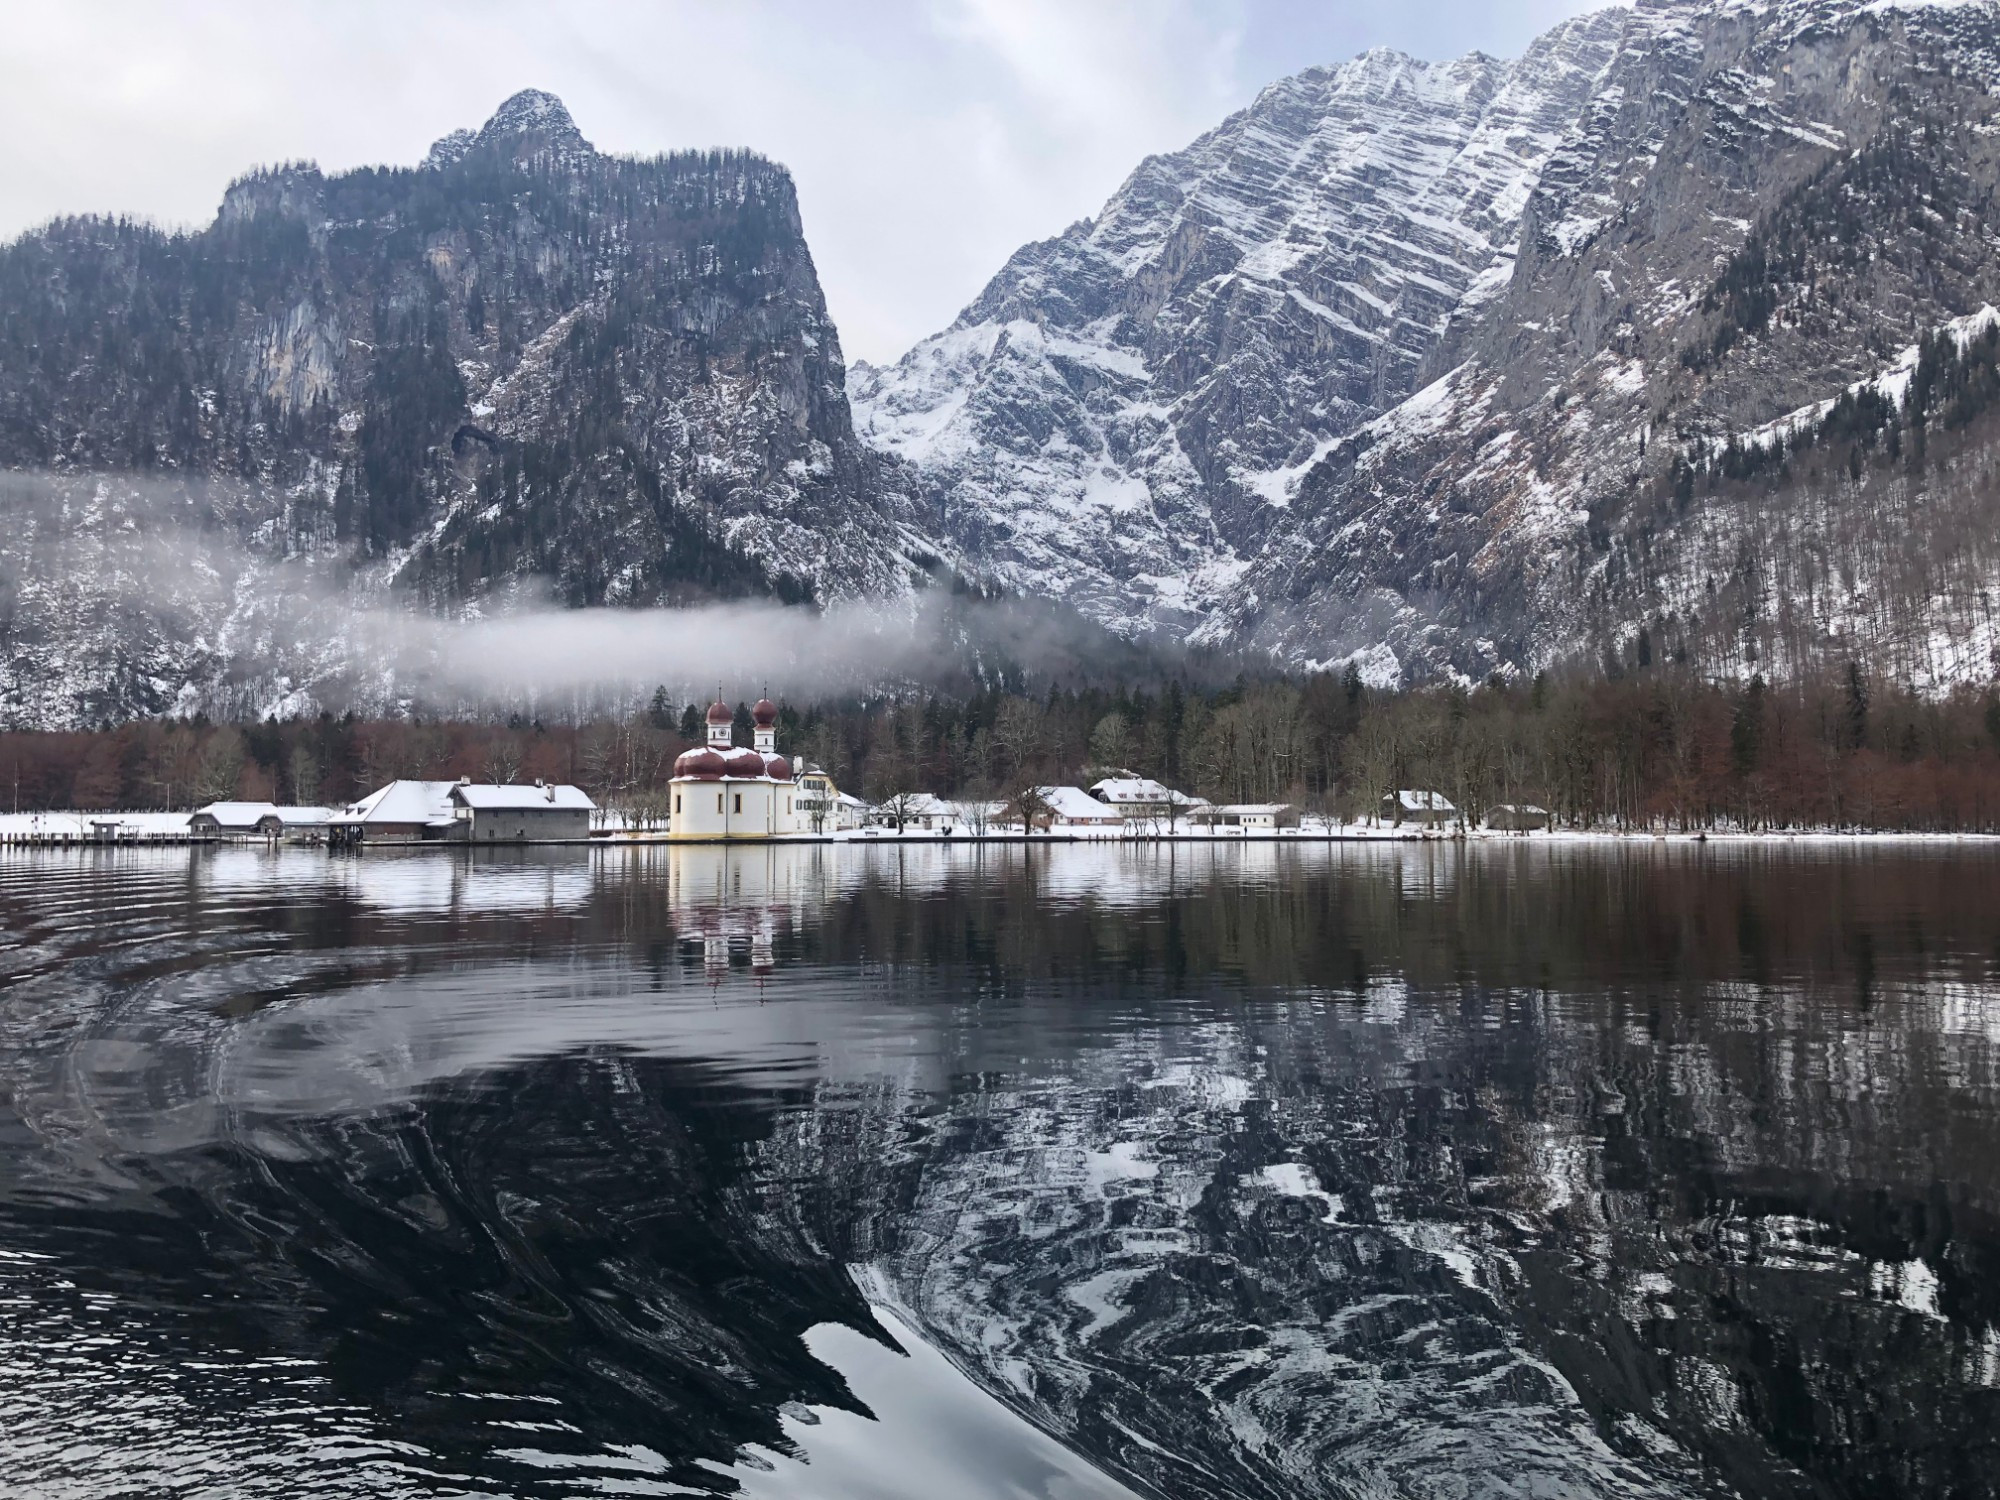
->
5, 664, 2000, 832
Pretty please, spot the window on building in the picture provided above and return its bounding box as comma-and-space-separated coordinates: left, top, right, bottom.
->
674, 795, 681, 814
733, 793, 742, 814
717, 793, 724, 814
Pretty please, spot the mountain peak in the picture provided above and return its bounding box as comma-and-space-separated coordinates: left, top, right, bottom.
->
421, 91, 591, 171
478, 89, 588, 149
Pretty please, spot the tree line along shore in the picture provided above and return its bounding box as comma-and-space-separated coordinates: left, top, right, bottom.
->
4, 665, 2000, 834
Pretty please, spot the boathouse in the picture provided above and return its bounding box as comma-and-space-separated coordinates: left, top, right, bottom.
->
448, 782, 596, 842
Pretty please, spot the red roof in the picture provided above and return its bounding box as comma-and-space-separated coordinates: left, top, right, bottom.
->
705, 699, 733, 725
674, 747, 727, 779
751, 697, 778, 727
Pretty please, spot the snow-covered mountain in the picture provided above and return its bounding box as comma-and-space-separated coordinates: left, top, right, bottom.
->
850, 11, 1631, 640
13, 1, 2000, 726
859, 0, 2000, 688
0, 91, 937, 726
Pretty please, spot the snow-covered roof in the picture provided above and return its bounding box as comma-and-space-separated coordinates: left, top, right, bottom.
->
192, 801, 280, 827
343, 780, 459, 825
1038, 786, 1123, 822
1088, 776, 1198, 806
1385, 789, 1457, 813
1212, 803, 1294, 815
451, 783, 596, 812
1090, 775, 1170, 802
1490, 803, 1549, 815
192, 801, 337, 828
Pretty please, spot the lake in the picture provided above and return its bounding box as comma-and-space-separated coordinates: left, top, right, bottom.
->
1, 840, 1997, 1498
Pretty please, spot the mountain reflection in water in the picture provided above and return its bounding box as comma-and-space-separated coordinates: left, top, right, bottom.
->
1, 841, 1998, 1498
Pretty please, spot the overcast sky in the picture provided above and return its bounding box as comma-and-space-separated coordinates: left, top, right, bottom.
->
0, 0, 1613, 364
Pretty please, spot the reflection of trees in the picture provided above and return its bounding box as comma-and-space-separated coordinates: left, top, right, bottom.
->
10, 845, 2000, 1498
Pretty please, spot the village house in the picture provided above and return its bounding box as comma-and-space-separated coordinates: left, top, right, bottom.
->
669, 698, 804, 840
866, 793, 1009, 832
189, 802, 336, 840
449, 782, 596, 842
1486, 803, 1552, 832
1088, 775, 1202, 822
1381, 789, 1459, 827
1191, 802, 1299, 831
795, 765, 858, 832
1016, 786, 1125, 831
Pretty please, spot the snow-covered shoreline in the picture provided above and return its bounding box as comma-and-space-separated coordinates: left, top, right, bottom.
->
6, 810, 1997, 851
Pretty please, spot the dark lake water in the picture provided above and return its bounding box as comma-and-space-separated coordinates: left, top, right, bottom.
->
3, 841, 1999, 1499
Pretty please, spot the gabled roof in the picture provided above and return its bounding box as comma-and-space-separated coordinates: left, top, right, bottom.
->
191, 802, 338, 827
1090, 776, 1201, 807
344, 780, 459, 824
1089, 775, 1198, 804
1386, 789, 1457, 813
1038, 786, 1123, 821
192, 801, 281, 827
451, 783, 596, 811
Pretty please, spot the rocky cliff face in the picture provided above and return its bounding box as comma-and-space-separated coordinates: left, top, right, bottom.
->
850, 12, 1631, 638
0, 90, 934, 726
1235, 0, 2000, 686
861, 0, 2000, 689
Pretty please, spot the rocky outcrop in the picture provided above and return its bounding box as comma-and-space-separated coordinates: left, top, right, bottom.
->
0, 90, 935, 726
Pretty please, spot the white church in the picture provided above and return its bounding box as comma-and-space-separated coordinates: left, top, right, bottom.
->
669, 697, 805, 840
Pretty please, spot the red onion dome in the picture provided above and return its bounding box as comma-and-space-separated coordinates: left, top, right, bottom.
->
674, 747, 726, 779
704, 698, 733, 726
763, 754, 794, 781
722, 748, 767, 777
751, 697, 778, 728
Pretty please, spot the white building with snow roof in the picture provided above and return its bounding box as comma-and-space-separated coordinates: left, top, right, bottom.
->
669, 697, 804, 840
1088, 775, 1201, 821
1190, 802, 1299, 830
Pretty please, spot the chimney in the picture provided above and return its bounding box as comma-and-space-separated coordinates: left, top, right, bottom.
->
545, 782, 555, 802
